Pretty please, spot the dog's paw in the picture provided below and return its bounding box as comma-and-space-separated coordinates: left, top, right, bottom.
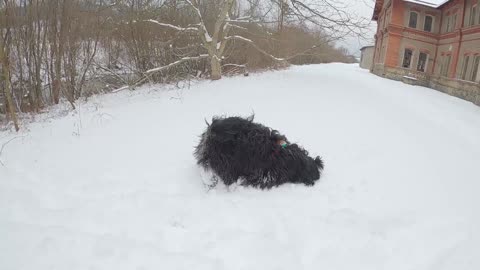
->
303, 179, 317, 186
199, 168, 219, 190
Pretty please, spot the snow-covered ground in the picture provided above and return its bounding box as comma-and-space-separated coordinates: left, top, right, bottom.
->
1, 64, 480, 270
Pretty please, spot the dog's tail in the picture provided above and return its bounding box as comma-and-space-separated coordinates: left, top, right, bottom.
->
315, 156, 324, 170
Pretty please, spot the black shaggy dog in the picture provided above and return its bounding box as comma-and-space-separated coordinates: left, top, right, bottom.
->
194, 115, 324, 189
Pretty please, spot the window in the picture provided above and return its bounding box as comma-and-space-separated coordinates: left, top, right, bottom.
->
417, 52, 428, 72
445, 16, 451, 32
409, 11, 418, 28
478, 7, 480, 26
403, 49, 413, 68
451, 14, 457, 30
441, 55, 452, 76
461, 55, 470, 80
470, 56, 480, 82
470, 5, 477, 26
445, 14, 456, 32
424, 15, 433, 32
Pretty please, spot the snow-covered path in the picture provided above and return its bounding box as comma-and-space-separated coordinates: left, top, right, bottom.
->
1, 64, 480, 270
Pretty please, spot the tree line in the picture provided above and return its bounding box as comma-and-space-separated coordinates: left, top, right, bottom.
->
0, 0, 367, 131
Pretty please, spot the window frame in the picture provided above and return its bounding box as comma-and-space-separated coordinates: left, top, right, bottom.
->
470, 5, 477, 26
478, 5, 480, 26
461, 55, 470, 80
424, 15, 434, 32
441, 54, 452, 77
445, 15, 451, 32
451, 13, 457, 31
409, 11, 419, 28
417, 52, 428, 72
402, 48, 414, 69
470, 55, 480, 82
439, 56, 444, 75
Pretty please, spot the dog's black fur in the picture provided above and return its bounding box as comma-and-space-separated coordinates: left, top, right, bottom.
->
194, 115, 324, 189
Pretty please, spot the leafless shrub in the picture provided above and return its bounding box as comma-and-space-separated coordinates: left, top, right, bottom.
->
0, 0, 366, 131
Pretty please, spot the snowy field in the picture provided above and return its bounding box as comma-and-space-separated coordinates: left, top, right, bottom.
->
1, 64, 480, 270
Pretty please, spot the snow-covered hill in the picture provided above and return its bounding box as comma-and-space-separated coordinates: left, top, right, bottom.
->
1, 64, 480, 270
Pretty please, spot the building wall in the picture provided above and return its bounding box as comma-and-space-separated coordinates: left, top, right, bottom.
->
430, 75, 480, 104
360, 47, 375, 69
398, 38, 437, 73
372, 0, 480, 106
402, 3, 441, 33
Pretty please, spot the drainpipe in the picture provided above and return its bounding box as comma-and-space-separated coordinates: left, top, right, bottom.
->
432, 9, 443, 74
372, 34, 378, 72
451, 0, 466, 77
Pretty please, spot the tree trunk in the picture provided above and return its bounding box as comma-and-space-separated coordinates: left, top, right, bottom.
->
210, 56, 222, 80
0, 46, 20, 132
53, 31, 64, 104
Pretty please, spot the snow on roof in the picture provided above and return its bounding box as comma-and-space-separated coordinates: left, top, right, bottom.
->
403, 0, 449, 8
360, 45, 375, 51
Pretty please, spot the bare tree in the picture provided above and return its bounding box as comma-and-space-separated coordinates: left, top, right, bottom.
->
0, 0, 366, 131
1, 0, 19, 131
141, 0, 368, 80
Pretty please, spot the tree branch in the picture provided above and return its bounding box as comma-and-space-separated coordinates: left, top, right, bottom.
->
185, 0, 212, 42
113, 54, 209, 93
225, 35, 285, 62
144, 19, 199, 33
146, 54, 209, 74
0, 135, 26, 166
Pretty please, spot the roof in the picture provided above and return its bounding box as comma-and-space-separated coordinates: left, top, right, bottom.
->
403, 0, 449, 8
360, 45, 375, 51
372, 0, 450, 20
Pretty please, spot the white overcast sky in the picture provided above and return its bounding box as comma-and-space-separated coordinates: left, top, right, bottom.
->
339, 0, 378, 56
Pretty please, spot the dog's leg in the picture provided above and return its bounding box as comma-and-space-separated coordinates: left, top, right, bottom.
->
199, 168, 219, 190
243, 170, 274, 189
207, 175, 219, 191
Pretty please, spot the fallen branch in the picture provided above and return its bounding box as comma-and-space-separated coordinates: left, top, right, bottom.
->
0, 135, 26, 166
146, 54, 209, 74
225, 35, 285, 62
222, 63, 248, 76
92, 61, 130, 86
112, 54, 209, 93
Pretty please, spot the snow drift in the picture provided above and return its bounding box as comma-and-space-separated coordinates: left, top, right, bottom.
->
1, 64, 480, 270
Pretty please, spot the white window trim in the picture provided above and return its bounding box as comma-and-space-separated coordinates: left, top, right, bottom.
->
417, 52, 429, 72
409, 11, 419, 28
402, 48, 414, 69
478, 6, 480, 26
423, 15, 434, 32
439, 56, 444, 75
445, 15, 451, 32
460, 55, 471, 80
470, 5, 477, 26
451, 13, 457, 31
471, 55, 480, 82
475, 62, 480, 82
441, 54, 452, 77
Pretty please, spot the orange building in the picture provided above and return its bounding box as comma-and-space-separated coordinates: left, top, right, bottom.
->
372, 0, 480, 105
